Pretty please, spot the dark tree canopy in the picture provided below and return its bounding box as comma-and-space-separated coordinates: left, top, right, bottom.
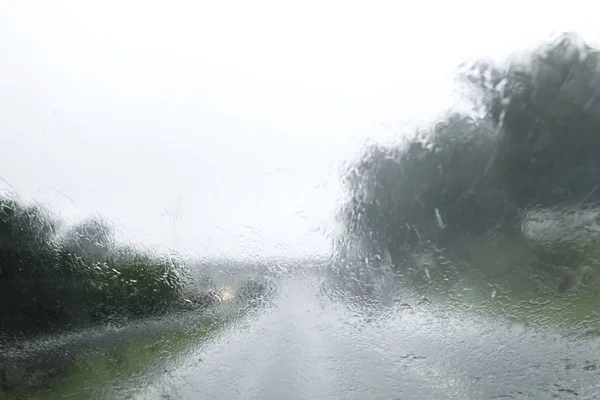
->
468, 32, 600, 209
61, 216, 115, 263
339, 33, 600, 276
0, 196, 188, 338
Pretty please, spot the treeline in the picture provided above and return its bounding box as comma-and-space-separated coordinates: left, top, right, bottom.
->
337, 33, 600, 287
0, 195, 188, 338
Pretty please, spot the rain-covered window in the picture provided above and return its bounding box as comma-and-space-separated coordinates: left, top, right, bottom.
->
1, 2, 600, 399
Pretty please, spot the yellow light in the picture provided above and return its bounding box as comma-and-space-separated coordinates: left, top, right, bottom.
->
219, 287, 235, 301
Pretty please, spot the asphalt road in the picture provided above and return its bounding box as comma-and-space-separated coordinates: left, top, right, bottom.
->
134, 276, 600, 400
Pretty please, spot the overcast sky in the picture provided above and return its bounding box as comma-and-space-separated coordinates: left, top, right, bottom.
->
1, 0, 600, 259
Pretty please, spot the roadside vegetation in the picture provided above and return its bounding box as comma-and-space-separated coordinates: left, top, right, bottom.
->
0, 194, 189, 338
337, 32, 600, 296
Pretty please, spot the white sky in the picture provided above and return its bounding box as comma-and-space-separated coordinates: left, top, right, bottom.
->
1, 0, 600, 259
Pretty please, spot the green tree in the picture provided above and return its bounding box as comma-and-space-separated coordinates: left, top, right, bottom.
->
464, 32, 600, 208
0, 197, 65, 335
338, 32, 600, 289
61, 216, 115, 261
0, 195, 189, 337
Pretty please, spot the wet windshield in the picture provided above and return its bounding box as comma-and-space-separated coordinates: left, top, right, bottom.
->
1, 2, 600, 399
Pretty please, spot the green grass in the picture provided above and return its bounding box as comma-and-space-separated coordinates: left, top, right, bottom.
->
400, 235, 600, 337
2, 309, 239, 400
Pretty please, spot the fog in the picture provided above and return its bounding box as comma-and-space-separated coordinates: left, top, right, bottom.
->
2, 0, 600, 259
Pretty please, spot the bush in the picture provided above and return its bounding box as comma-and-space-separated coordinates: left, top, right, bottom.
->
0, 196, 188, 337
